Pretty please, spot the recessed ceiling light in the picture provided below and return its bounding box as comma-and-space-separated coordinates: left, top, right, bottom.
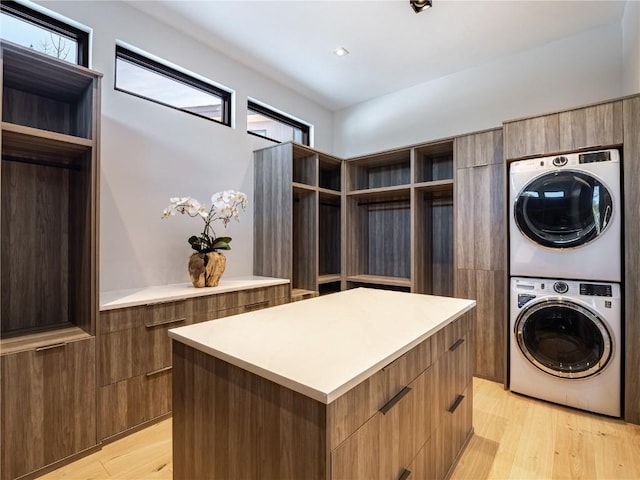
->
333, 47, 349, 57
410, 0, 432, 13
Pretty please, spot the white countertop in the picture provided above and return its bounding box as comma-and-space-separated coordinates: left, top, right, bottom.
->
169, 288, 475, 404
100, 276, 289, 310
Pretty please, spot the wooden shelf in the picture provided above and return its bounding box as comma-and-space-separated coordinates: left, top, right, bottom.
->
0, 325, 92, 355
318, 274, 341, 284
346, 275, 411, 288
291, 288, 318, 302
414, 179, 454, 192
347, 185, 411, 198
318, 187, 341, 196
2, 122, 93, 165
292, 182, 316, 192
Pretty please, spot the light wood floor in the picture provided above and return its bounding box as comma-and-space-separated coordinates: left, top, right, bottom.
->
37, 377, 640, 479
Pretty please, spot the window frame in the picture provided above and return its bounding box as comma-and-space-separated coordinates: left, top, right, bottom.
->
0, 0, 89, 66
115, 45, 232, 127
247, 100, 310, 146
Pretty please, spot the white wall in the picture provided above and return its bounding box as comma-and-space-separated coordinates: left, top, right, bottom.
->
623, 0, 640, 94
333, 23, 625, 158
35, 1, 334, 292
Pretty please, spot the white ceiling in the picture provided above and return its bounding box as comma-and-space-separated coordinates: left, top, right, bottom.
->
128, 0, 628, 111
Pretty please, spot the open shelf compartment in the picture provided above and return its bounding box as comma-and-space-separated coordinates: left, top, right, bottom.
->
347, 149, 411, 191
347, 190, 411, 281
415, 141, 454, 183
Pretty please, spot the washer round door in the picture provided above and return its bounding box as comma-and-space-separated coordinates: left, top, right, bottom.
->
515, 298, 612, 379
514, 170, 614, 249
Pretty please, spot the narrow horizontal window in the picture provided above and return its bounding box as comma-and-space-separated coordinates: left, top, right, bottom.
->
115, 45, 231, 126
248, 100, 310, 146
0, 0, 89, 66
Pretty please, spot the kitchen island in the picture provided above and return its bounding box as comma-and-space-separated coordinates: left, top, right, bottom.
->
169, 288, 476, 480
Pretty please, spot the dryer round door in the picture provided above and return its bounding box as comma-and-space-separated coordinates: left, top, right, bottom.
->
515, 298, 612, 379
513, 170, 614, 249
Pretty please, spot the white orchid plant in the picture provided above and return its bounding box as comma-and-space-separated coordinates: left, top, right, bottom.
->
162, 190, 248, 253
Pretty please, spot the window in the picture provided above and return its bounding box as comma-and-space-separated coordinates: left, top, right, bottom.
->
248, 100, 310, 145
0, 1, 89, 66
115, 45, 232, 126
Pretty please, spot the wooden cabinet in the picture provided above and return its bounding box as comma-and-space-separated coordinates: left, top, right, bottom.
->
329, 312, 473, 480
623, 95, 640, 425
254, 143, 342, 300
454, 129, 506, 382
504, 101, 623, 159
173, 308, 474, 480
0, 338, 96, 480
98, 283, 289, 441
1, 41, 101, 479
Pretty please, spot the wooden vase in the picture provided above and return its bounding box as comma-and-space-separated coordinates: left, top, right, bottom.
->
188, 251, 226, 288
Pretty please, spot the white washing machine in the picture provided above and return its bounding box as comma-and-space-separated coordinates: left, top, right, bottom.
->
509, 149, 621, 282
510, 277, 621, 417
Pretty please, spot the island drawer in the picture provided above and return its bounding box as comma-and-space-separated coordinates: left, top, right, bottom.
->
190, 284, 290, 322
98, 368, 172, 441
328, 335, 433, 450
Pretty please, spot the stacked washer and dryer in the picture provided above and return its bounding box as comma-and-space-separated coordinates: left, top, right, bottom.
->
508, 149, 622, 417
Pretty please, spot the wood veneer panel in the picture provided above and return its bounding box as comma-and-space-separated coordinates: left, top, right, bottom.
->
559, 101, 623, 151
1, 159, 69, 335
455, 129, 503, 169
293, 189, 317, 291
473, 163, 506, 271
318, 194, 341, 275
623, 96, 640, 425
0, 338, 96, 480
172, 342, 326, 480
504, 114, 560, 160
253, 145, 293, 280
99, 369, 172, 441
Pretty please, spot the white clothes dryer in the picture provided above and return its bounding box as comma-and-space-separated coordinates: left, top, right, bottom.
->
509, 149, 621, 282
510, 277, 621, 417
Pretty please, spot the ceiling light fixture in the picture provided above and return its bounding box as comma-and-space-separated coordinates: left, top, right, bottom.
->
333, 47, 350, 57
410, 0, 432, 13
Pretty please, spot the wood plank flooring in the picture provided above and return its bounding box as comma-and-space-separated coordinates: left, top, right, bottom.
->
36, 377, 640, 479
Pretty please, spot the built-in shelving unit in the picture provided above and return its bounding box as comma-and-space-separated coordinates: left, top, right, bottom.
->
344, 140, 455, 294
254, 142, 342, 300
0, 40, 102, 480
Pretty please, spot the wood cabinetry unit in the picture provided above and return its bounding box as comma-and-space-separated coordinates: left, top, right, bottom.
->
254, 143, 342, 300
1, 338, 96, 480
0, 41, 101, 479
454, 129, 506, 382
172, 293, 474, 480
98, 281, 289, 441
623, 95, 640, 425
504, 101, 623, 159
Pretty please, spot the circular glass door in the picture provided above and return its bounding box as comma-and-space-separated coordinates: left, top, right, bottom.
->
515, 299, 612, 379
514, 170, 613, 249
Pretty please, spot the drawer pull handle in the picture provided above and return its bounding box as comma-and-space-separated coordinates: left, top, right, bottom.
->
448, 394, 465, 413
145, 317, 186, 328
35, 342, 66, 352
398, 469, 412, 480
146, 366, 173, 377
379, 386, 412, 415
449, 338, 465, 351
245, 300, 269, 309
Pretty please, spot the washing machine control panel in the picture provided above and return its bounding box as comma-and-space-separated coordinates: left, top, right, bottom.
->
579, 151, 611, 164
553, 281, 569, 293
579, 283, 613, 297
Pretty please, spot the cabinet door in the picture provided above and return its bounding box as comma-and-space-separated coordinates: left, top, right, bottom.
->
455, 164, 505, 272
0, 338, 96, 480
559, 101, 623, 151
504, 114, 560, 159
